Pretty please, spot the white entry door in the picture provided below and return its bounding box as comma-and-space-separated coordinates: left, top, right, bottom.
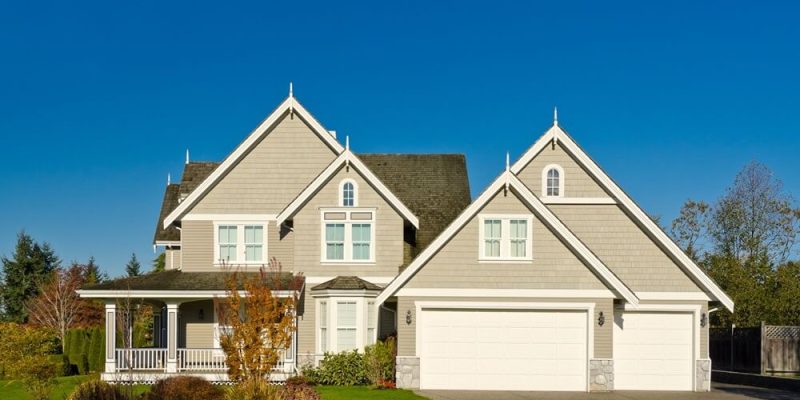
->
419, 309, 588, 391
614, 311, 694, 391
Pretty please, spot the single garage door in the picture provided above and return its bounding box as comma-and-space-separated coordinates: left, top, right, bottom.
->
419, 309, 588, 391
614, 311, 693, 391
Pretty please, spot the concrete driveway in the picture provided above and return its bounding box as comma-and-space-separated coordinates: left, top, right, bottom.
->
416, 383, 799, 400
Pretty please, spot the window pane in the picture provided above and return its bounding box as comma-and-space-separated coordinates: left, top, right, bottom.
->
485, 240, 500, 257
337, 302, 356, 326
337, 329, 357, 351
547, 168, 560, 196
245, 245, 262, 262
326, 224, 344, 241
320, 328, 327, 353
319, 302, 328, 353
319, 302, 327, 327
325, 224, 345, 260
244, 225, 263, 244
511, 240, 526, 257
510, 220, 527, 239
342, 182, 354, 207
326, 244, 344, 260
352, 224, 372, 260
484, 220, 501, 238
220, 245, 237, 262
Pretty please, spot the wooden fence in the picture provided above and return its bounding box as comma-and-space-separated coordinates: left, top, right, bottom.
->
710, 322, 800, 375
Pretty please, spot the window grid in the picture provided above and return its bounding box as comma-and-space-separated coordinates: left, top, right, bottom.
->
218, 225, 237, 262
480, 216, 533, 260
352, 224, 372, 260
510, 219, 528, 258
547, 168, 560, 196
483, 219, 501, 258
244, 225, 263, 262
325, 224, 345, 260
342, 182, 355, 207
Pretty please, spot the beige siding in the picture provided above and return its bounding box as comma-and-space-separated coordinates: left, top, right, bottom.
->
550, 205, 703, 292
165, 249, 181, 270
405, 190, 607, 290
191, 114, 337, 214
517, 142, 608, 198
269, 222, 294, 271
397, 296, 611, 358
297, 287, 315, 355
292, 166, 404, 277
180, 300, 214, 348
181, 220, 214, 272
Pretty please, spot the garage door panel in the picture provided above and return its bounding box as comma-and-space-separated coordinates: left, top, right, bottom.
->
614, 312, 693, 391
420, 309, 587, 391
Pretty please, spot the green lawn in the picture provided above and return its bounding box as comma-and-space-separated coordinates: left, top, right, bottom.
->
316, 386, 429, 400
0, 376, 149, 400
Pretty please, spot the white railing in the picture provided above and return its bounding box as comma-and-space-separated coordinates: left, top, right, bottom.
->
115, 348, 167, 371
177, 348, 228, 372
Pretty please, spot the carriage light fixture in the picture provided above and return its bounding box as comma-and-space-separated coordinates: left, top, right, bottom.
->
598, 311, 605, 327
700, 312, 707, 327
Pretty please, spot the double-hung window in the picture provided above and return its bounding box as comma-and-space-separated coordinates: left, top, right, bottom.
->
479, 215, 533, 261
317, 297, 378, 354
319, 301, 328, 353
336, 302, 357, 351
322, 209, 375, 262
214, 222, 268, 265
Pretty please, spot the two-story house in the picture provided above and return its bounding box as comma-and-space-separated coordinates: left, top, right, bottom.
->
79, 91, 733, 392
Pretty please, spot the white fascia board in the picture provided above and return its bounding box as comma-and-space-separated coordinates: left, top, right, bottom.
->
518, 126, 734, 312
506, 173, 639, 306
636, 292, 712, 301
154, 241, 181, 247
76, 289, 297, 299
163, 96, 344, 229
396, 288, 616, 298
276, 150, 420, 228
376, 171, 639, 306
182, 214, 277, 221
541, 197, 616, 205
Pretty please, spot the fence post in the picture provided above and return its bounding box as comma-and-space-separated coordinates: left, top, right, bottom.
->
730, 323, 735, 371
760, 321, 767, 375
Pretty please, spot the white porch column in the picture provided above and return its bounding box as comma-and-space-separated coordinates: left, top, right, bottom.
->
166, 302, 180, 373
104, 303, 116, 374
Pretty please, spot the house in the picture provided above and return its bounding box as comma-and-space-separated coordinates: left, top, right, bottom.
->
78, 90, 733, 392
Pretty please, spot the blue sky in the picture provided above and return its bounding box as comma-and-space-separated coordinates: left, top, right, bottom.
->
1, 1, 798, 277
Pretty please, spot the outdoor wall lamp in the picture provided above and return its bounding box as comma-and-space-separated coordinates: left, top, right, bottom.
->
700, 312, 707, 327
598, 311, 605, 327
406, 309, 413, 325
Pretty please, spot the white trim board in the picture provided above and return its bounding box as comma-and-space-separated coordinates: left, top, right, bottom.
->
182, 214, 277, 221
163, 95, 344, 229
396, 288, 616, 298
77, 290, 297, 299
276, 150, 419, 228
509, 124, 734, 312
376, 170, 639, 306
637, 292, 712, 301
541, 197, 616, 205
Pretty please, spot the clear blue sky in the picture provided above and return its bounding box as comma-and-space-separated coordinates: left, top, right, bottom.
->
1, 1, 798, 278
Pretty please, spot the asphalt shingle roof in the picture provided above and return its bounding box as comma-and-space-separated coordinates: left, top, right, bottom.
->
83, 270, 304, 291
310, 276, 383, 291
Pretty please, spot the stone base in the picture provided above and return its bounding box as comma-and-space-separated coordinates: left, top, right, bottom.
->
589, 359, 614, 391
696, 359, 711, 392
396, 356, 420, 389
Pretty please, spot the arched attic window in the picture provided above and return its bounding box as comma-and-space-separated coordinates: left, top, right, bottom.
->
542, 164, 564, 197
340, 179, 358, 207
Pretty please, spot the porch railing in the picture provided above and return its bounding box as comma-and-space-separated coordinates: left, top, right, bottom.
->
177, 348, 227, 372
115, 348, 167, 371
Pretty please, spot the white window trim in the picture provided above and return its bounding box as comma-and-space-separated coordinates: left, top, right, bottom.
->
338, 179, 359, 207
478, 214, 534, 261
315, 296, 376, 354
213, 221, 269, 266
542, 164, 565, 198
320, 208, 376, 263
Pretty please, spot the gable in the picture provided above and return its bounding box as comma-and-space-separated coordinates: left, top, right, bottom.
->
517, 141, 609, 198
549, 204, 704, 292
403, 190, 608, 290
190, 113, 338, 214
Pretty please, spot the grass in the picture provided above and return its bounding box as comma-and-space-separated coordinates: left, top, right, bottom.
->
0, 375, 149, 400
316, 385, 429, 400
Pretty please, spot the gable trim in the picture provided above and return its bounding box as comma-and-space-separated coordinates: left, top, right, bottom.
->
163, 96, 344, 229
510, 125, 734, 312
396, 288, 616, 298
276, 150, 420, 228
376, 171, 639, 306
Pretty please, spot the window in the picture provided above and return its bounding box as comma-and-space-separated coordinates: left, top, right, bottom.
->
367, 301, 377, 345
542, 164, 564, 197
337, 302, 357, 351
479, 215, 533, 260
339, 179, 358, 207
325, 224, 345, 260
321, 209, 375, 262
244, 225, 263, 262
319, 301, 328, 353
218, 225, 238, 262
214, 222, 267, 264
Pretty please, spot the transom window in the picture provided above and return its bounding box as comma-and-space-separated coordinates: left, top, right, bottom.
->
339, 179, 358, 207
214, 222, 268, 265
321, 209, 375, 262
479, 215, 533, 261
542, 164, 565, 197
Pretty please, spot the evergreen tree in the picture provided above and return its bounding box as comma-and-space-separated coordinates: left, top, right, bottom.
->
84, 256, 107, 284
125, 253, 141, 277
1, 231, 61, 322
152, 252, 165, 273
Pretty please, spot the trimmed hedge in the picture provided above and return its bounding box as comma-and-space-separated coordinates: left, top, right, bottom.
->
63, 328, 104, 375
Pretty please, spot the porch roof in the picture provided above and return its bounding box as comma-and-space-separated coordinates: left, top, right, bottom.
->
81, 270, 304, 292
310, 276, 383, 291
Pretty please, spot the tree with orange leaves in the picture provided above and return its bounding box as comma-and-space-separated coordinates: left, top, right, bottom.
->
214, 257, 299, 382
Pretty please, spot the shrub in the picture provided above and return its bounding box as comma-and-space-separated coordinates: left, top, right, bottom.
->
283, 379, 319, 400
147, 376, 222, 400
364, 337, 395, 386
0, 323, 59, 400
61, 354, 78, 376
224, 378, 284, 400
81, 353, 91, 375
67, 379, 127, 400
303, 351, 367, 386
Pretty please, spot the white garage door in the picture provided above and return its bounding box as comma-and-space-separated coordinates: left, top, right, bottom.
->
614, 312, 694, 391
419, 309, 588, 391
